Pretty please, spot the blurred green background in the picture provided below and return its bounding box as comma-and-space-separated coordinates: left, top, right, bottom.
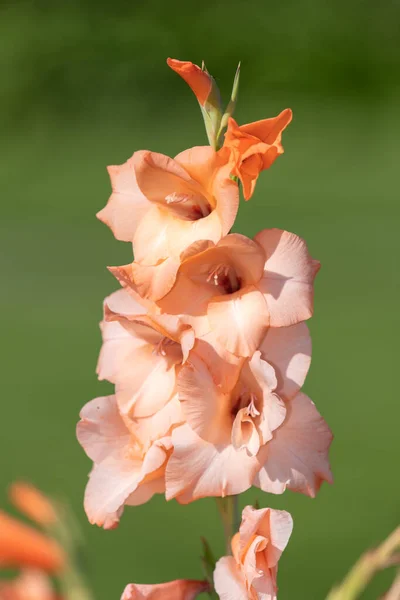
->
1, 0, 399, 598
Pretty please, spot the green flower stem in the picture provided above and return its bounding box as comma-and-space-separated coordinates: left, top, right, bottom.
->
326, 527, 400, 600
216, 496, 240, 555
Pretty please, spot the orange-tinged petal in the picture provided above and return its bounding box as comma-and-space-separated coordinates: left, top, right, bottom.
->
122, 578, 209, 600
240, 109, 292, 146
254, 228, 320, 327
0, 511, 64, 572
130, 257, 181, 301
223, 110, 292, 200
254, 392, 333, 497
167, 58, 213, 106
208, 285, 269, 357
132, 149, 239, 266
9, 483, 57, 526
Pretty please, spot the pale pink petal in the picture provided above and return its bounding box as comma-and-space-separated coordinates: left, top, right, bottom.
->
259, 323, 311, 401
231, 408, 261, 456
244, 353, 286, 444
251, 570, 277, 600
166, 424, 259, 502
77, 396, 166, 529
177, 356, 231, 442
128, 396, 183, 447
254, 229, 320, 327
121, 579, 209, 600
97, 319, 143, 384
97, 290, 148, 383
246, 351, 277, 391
193, 331, 244, 391
213, 556, 247, 600
208, 286, 269, 357
180, 328, 196, 363
77, 396, 130, 464
254, 393, 333, 497
239, 506, 293, 568
125, 477, 165, 507
106, 288, 147, 316
97, 156, 150, 242
115, 345, 176, 418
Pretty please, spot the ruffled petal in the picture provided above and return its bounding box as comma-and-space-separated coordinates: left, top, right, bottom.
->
254, 393, 333, 497
213, 556, 247, 600
239, 506, 293, 568
208, 286, 269, 357
77, 397, 169, 529
166, 424, 259, 502
97, 155, 150, 242
259, 323, 311, 401
255, 229, 320, 327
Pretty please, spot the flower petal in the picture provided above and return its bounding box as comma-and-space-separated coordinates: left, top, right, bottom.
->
177, 356, 231, 443
254, 393, 333, 497
240, 109, 292, 147
239, 506, 293, 568
0, 511, 64, 573
255, 229, 320, 327
115, 345, 176, 418
77, 396, 169, 528
213, 556, 247, 600
97, 156, 150, 242
208, 286, 269, 357
167, 58, 213, 106
130, 257, 181, 301
166, 424, 259, 502
259, 323, 312, 401
122, 578, 209, 600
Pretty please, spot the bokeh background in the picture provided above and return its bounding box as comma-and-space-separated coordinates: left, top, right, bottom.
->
1, 1, 399, 598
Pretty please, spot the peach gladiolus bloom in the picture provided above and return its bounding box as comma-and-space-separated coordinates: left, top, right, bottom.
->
121, 579, 209, 600
167, 59, 213, 107
77, 395, 180, 529
0, 570, 58, 600
0, 511, 64, 572
97, 289, 193, 427
223, 109, 292, 200
214, 506, 293, 600
155, 229, 319, 357
166, 324, 333, 501
9, 483, 57, 526
98, 147, 239, 300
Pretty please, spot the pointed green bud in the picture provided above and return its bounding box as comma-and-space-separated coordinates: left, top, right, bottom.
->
217, 62, 241, 148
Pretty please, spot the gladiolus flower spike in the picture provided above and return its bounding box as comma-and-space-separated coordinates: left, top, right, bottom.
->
79, 56, 335, 600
